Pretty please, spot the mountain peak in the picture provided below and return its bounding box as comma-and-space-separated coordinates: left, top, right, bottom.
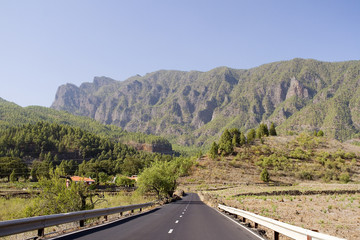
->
51, 59, 360, 145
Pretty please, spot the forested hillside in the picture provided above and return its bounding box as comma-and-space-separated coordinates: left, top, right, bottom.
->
0, 122, 173, 181
0, 98, 172, 153
51, 59, 360, 146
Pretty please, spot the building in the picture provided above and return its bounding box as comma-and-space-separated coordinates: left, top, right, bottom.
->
70, 176, 95, 185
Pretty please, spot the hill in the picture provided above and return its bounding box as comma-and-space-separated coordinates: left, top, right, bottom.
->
180, 132, 360, 240
51, 59, 360, 147
180, 133, 360, 186
0, 121, 173, 181
0, 98, 172, 154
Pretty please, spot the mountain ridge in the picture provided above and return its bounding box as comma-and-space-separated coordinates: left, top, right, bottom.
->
51, 58, 360, 146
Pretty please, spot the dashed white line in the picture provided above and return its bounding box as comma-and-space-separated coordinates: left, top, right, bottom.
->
175, 220, 179, 223
168, 229, 173, 234
182, 212, 185, 214
180, 215, 183, 218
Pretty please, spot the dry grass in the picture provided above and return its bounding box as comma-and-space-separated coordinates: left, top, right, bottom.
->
200, 183, 360, 240
0, 197, 33, 221
0, 191, 156, 240
179, 135, 360, 239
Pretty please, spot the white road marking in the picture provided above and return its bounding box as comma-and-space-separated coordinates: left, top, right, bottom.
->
182, 212, 185, 214
168, 229, 173, 234
175, 220, 179, 223
180, 215, 183, 218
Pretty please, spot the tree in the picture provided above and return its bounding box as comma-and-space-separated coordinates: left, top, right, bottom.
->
209, 142, 219, 159
121, 157, 144, 176
218, 129, 233, 155
256, 123, 269, 139
98, 172, 110, 184
260, 168, 270, 182
0, 157, 29, 182
269, 122, 277, 136
239, 132, 246, 146
25, 168, 105, 217
229, 128, 240, 146
219, 129, 232, 145
10, 169, 16, 182
247, 129, 256, 143
116, 175, 135, 186
137, 161, 179, 199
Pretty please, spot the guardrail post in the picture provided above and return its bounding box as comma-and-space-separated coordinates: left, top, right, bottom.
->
242, 217, 246, 222
120, 212, 123, 217
274, 231, 279, 240
140, 208, 142, 212
254, 222, 258, 228
307, 236, 312, 240
104, 215, 108, 221
131, 209, 134, 214
80, 220, 85, 227
38, 228, 44, 237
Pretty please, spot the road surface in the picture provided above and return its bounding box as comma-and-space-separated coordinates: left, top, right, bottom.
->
54, 193, 263, 240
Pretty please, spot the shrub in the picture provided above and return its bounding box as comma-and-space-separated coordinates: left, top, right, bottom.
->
260, 168, 270, 182
298, 170, 313, 180
339, 172, 350, 183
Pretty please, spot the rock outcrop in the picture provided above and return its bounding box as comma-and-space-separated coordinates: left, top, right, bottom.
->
51, 59, 360, 145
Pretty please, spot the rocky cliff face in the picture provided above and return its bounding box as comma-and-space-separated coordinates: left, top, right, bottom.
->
51, 59, 360, 145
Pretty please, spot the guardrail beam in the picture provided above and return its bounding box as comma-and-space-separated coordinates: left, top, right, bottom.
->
0, 202, 154, 238
218, 204, 345, 240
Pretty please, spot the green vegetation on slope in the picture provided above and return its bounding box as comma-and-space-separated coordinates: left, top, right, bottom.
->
51, 59, 360, 147
207, 123, 359, 183
0, 98, 173, 152
0, 122, 176, 181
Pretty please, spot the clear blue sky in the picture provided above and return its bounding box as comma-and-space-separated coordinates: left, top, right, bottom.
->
1, 0, 359, 107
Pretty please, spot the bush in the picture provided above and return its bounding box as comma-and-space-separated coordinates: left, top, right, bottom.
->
116, 176, 135, 186
298, 170, 313, 180
339, 172, 350, 183
260, 168, 270, 182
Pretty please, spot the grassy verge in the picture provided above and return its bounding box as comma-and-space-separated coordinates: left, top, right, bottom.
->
201, 183, 360, 240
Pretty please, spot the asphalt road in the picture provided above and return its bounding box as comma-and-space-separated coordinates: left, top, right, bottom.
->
54, 193, 263, 240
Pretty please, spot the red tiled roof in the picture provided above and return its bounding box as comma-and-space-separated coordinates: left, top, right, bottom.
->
71, 176, 95, 182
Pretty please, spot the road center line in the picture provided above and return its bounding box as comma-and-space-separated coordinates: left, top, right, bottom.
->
180, 215, 183, 217
182, 212, 185, 214
175, 220, 179, 223
168, 229, 173, 234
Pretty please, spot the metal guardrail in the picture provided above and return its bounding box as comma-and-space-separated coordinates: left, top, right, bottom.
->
219, 204, 345, 240
0, 202, 154, 238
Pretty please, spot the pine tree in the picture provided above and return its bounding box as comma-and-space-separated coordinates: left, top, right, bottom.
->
256, 128, 262, 139
240, 132, 246, 146
269, 122, 277, 136
218, 129, 234, 155
247, 129, 256, 143
10, 169, 16, 182
232, 134, 237, 147
229, 128, 240, 145
219, 129, 232, 145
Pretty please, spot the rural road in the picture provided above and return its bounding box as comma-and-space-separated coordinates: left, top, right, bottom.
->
54, 193, 263, 240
